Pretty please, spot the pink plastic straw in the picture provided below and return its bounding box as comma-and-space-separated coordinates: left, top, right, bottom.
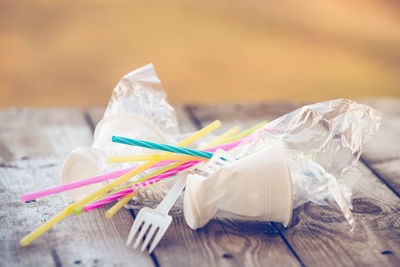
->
20, 167, 135, 202
82, 134, 257, 210
19, 160, 188, 202
82, 188, 133, 212
81, 163, 197, 212
82, 179, 162, 212
22, 131, 260, 203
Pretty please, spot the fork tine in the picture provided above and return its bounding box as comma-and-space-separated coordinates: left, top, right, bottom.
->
133, 222, 152, 249
140, 225, 158, 252
126, 219, 143, 246
148, 226, 168, 253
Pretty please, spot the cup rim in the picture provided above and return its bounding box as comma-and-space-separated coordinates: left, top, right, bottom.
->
93, 113, 168, 148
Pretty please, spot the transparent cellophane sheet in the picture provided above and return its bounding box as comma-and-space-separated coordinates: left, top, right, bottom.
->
103, 63, 178, 135
218, 99, 381, 228
95, 63, 182, 173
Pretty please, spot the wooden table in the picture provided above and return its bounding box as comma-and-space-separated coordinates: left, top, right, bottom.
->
1, 99, 399, 267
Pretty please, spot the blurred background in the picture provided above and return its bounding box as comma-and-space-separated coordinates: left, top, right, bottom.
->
0, 0, 399, 107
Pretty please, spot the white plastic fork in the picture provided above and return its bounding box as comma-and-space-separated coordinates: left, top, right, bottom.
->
126, 174, 187, 253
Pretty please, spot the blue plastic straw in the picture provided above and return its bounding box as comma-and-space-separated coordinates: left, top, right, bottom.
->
112, 136, 214, 158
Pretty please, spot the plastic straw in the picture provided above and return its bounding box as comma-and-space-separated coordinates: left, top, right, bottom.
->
19, 167, 135, 202
220, 121, 267, 144
19, 120, 221, 247
86, 124, 264, 216
102, 126, 242, 218
83, 179, 163, 213
21, 162, 172, 202
112, 136, 214, 158
79, 161, 185, 214
104, 126, 240, 218
105, 192, 135, 218
82, 188, 135, 212
84, 163, 192, 214
19, 161, 156, 247
20, 122, 266, 202
204, 126, 240, 148
101, 129, 262, 207
106, 154, 208, 163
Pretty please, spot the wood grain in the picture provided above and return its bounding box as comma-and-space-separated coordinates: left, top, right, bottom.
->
85, 107, 105, 130
361, 98, 400, 196
280, 164, 400, 266
187, 101, 303, 131
0, 109, 153, 267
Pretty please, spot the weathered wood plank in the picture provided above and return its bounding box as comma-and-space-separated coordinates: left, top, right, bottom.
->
86, 105, 198, 134
0, 109, 154, 267
152, 210, 301, 267
361, 98, 400, 196
281, 164, 400, 266
187, 101, 303, 132
85, 106, 104, 130
87, 105, 301, 266
189, 101, 400, 266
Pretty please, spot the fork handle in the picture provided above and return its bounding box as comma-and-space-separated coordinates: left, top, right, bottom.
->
156, 175, 186, 214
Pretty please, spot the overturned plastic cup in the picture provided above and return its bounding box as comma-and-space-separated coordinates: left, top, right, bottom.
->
184, 140, 293, 229
60, 113, 168, 201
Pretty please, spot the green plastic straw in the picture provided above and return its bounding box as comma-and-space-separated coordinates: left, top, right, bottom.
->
112, 136, 213, 158
220, 121, 267, 144
75, 121, 267, 214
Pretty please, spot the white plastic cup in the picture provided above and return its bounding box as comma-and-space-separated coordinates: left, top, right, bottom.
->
60, 113, 168, 201
60, 147, 103, 201
184, 140, 293, 229
92, 113, 167, 148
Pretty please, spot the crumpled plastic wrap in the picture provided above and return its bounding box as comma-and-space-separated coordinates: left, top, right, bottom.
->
60, 64, 179, 200
104, 63, 178, 134
226, 99, 381, 228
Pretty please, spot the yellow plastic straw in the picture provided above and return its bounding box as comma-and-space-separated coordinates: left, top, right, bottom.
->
105, 192, 135, 218
19, 120, 221, 247
104, 125, 241, 218
106, 154, 208, 163
106, 125, 242, 198
104, 162, 183, 218
220, 121, 267, 144
203, 126, 241, 148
